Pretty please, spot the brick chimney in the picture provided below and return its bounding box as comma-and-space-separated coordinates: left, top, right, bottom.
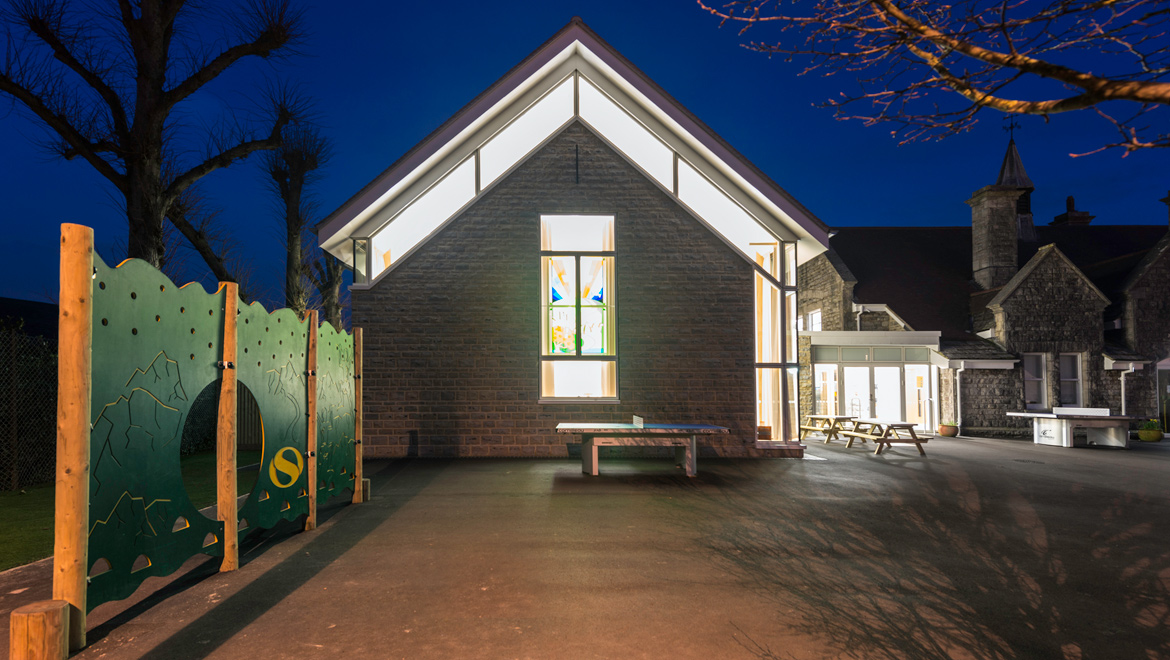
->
1050, 195, 1095, 226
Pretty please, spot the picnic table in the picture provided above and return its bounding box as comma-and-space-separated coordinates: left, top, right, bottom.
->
839, 418, 930, 456
799, 414, 856, 443
555, 422, 729, 477
1006, 408, 1133, 448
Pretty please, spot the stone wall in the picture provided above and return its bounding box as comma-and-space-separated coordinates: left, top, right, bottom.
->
1125, 239, 1170, 362
969, 185, 1023, 289
796, 252, 854, 331
992, 249, 1106, 354
353, 122, 780, 458
858, 311, 904, 332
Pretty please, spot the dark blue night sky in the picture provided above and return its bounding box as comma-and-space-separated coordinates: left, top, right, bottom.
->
1, 1, 1166, 304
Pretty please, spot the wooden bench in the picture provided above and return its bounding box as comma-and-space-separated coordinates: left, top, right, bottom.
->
555, 422, 729, 477
840, 419, 930, 456
799, 415, 856, 443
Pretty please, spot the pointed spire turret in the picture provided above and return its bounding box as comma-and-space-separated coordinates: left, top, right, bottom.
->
996, 138, 1034, 190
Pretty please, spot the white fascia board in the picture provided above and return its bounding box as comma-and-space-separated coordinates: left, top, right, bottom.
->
575, 43, 827, 263
806, 330, 940, 348
323, 35, 830, 269
946, 359, 1018, 369
320, 44, 578, 260
1103, 356, 1147, 370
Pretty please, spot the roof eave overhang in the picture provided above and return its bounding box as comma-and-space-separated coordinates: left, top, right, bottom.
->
318, 20, 829, 268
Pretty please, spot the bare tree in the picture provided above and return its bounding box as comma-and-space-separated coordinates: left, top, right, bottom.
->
0, 0, 308, 274
699, 0, 1170, 155
262, 125, 338, 322
307, 239, 346, 330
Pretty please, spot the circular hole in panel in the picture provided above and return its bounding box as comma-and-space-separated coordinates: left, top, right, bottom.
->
243, 347, 248, 354
271, 354, 275, 360
245, 319, 249, 324
98, 281, 106, 290
257, 361, 261, 367
180, 307, 185, 313
130, 292, 136, 300
189, 354, 194, 360
131, 328, 137, 335
101, 318, 108, 326
159, 285, 166, 292
155, 315, 161, 322
208, 342, 213, 349
190, 328, 195, 334
235, 381, 263, 497
208, 309, 214, 316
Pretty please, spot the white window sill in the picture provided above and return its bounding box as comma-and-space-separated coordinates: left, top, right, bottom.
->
538, 397, 621, 405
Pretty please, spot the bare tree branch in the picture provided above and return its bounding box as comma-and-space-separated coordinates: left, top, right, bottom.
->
698, 0, 1170, 154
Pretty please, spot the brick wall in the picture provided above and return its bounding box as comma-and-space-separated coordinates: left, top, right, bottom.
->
353, 122, 777, 458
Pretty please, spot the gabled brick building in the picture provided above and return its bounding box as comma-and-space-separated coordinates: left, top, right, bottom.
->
797, 140, 1170, 436
316, 19, 831, 457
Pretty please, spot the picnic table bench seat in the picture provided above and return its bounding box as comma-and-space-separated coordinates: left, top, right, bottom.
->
840, 418, 930, 456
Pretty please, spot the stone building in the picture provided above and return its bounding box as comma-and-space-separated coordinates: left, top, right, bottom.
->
316, 19, 830, 457
797, 140, 1170, 436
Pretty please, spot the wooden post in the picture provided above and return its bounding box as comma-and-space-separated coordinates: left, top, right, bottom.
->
217, 282, 239, 571
304, 310, 318, 531
9, 600, 69, 660
55, 223, 92, 651
351, 328, 364, 504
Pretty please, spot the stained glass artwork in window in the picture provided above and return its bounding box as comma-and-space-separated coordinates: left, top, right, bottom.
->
580, 256, 610, 354
547, 256, 576, 354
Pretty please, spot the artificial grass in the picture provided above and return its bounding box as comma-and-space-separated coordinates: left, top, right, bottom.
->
0, 450, 262, 572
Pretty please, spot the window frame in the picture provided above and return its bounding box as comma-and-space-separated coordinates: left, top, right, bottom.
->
754, 243, 800, 442
1023, 352, 1047, 410
538, 215, 619, 403
807, 309, 822, 332
1058, 352, 1082, 407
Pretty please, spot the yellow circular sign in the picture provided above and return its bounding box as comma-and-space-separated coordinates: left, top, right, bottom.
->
269, 446, 304, 489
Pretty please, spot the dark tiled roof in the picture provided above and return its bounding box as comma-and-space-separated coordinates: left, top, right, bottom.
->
996, 139, 1034, 190
830, 224, 1167, 341
938, 339, 1017, 361
830, 227, 975, 339
1102, 343, 1148, 362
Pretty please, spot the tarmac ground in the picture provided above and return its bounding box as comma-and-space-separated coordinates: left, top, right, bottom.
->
3, 435, 1169, 659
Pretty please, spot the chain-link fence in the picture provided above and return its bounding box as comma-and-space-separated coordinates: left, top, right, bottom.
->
1, 328, 57, 490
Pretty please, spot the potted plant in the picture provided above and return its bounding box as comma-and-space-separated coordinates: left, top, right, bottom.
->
1137, 419, 1163, 442
937, 422, 959, 437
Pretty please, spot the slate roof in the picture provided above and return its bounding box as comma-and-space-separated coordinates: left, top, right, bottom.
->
938, 338, 1017, 361
829, 224, 1168, 342
996, 139, 1034, 190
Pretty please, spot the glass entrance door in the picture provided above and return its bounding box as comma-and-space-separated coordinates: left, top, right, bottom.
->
873, 367, 901, 421
843, 367, 871, 418
904, 365, 931, 429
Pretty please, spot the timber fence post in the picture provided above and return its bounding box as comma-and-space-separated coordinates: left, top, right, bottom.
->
217, 282, 239, 571
352, 327, 364, 504
304, 310, 318, 531
54, 223, 92, 651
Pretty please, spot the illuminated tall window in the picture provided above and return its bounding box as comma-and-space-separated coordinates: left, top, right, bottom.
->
540, 215, 617, 400
755, 242, 799, 441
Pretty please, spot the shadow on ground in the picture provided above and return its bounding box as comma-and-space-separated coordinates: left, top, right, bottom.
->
670, 454, 1170, 660
88, 459, 439, 660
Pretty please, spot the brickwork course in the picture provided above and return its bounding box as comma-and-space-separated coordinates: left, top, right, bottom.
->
353, 122, 780, 458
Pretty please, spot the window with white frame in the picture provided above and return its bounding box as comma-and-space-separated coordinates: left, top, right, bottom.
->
1059, 353, 1082, 406
1023, 353, 1046, 409
540, 215, 617, 400
807, 309, 822, 332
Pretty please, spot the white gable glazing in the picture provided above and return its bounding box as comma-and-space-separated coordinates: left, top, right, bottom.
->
319, 28, 829, 288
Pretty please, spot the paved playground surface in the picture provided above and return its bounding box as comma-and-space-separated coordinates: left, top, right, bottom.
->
3, 436, 1168, 659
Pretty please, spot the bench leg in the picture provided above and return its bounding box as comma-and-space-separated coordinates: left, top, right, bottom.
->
582, 438, 599, 476
873, 442, 885, 455
681, 436, 697, 477
915, 442, 926, 456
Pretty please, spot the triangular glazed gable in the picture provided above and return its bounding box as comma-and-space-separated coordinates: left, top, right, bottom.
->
317, 19, 829, 286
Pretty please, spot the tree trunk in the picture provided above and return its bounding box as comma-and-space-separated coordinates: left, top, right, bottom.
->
285, 184, 306, 316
